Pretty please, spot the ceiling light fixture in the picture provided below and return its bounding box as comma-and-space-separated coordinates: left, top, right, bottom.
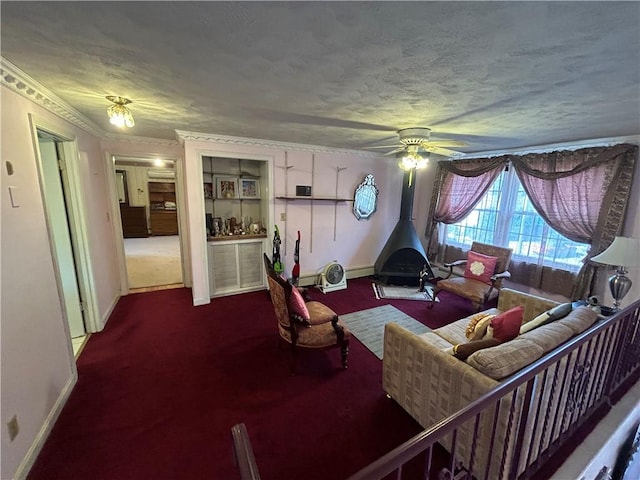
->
106, 96, 135, 128
398, 150, 429, 171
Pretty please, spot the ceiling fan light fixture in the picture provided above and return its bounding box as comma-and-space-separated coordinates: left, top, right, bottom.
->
106, 96, 135, 128
398, 151, 429, 170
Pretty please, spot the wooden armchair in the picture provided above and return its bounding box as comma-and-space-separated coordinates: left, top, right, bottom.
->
429, 242, 512, 311
263, 254, 350, 373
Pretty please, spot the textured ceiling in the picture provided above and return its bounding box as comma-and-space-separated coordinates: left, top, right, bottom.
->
1, 1, 639, 155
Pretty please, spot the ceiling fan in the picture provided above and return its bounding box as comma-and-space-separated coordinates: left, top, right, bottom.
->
366, 127, 466, 159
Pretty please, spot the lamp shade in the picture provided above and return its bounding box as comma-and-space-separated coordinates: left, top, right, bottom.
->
590, 236, 640, 267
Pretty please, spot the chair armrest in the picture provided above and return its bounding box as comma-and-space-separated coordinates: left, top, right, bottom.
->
491, 270, 511, 282
443, 259, 467, 278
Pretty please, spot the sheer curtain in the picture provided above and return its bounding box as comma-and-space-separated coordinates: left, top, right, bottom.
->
426, 157, 507, 257
511, 144, 638, 299
427, 144, 637, 299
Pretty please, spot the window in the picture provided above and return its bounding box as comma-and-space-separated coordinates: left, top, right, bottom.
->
444, 167, 589, 272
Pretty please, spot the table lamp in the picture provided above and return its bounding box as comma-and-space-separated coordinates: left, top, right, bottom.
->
590, 236, 639, 310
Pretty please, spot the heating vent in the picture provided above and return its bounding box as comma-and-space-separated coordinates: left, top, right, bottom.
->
211, 244, 238, 290
238, 242, 263, 287
209, 241, 264, 294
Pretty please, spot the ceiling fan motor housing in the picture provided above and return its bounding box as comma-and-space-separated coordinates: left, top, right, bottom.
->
398, 127, 431, 145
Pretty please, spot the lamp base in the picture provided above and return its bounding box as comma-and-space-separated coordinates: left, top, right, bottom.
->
609, 271, 632, 311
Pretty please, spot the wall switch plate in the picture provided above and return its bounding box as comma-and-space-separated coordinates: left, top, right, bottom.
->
280, 212, 286, 221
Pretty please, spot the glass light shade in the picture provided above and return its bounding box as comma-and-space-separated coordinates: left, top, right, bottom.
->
398, 153, 428, 170
590, 236, 640, 267
107, 103, 135, 128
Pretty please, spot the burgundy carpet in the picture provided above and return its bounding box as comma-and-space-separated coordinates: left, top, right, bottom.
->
30, 278, 576, 480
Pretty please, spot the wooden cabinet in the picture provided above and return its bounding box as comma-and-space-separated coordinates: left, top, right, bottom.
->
120, 205, 148, 238
148, 182, 178, 235
149, 210, 178, 235
208, 238, 265, 297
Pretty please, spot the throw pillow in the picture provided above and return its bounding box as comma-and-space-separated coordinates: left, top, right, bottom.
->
520, 302, 573, 334
465, 312, 496, 341
464, 251, 499, 285
289, 284, 310, 322
453, 338, 502, 360
491, 306, 524, 342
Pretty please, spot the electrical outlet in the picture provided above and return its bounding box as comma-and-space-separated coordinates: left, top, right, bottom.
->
7, 415, 18, 441
280, 212, 286, 221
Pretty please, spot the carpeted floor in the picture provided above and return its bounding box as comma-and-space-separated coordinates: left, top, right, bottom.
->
35, 277, 619, 480
341, 304, 431, 359
124, 235, 183, 288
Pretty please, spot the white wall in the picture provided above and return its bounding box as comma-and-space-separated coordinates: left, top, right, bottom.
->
0, 86, 120, 479
181, 137, 402, 305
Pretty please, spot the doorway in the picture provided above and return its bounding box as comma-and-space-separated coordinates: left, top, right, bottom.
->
113, 156, 184, 292
34, 128, 93, 358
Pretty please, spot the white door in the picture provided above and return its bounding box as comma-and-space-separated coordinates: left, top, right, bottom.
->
39, 137, 86, 338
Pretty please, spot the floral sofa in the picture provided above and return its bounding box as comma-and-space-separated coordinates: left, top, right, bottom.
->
383, 288, 601, 480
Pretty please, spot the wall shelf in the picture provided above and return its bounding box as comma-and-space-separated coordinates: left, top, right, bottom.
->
276, 196, 353, 202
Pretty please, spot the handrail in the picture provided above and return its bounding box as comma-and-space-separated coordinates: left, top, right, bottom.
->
231, 423, 261, 480
348, 300, 640, 480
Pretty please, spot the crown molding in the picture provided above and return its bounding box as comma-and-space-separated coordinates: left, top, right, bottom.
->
103, 132, 180, 146
1, 56, 106, 138
458, 135, 640, 160
175, 129, 381, 158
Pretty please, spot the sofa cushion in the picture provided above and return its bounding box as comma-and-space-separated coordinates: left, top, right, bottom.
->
418, 331, 455, 350
453, 338, 502, 360
290, 285, 311, 321
520, 302, 573, 334
556, 306, 598, 335
490, 306, 524, 342
465, 312, 496, 341
520, 322, 574, 353
466, 337, 544, 380
464, 251, 499, 285
436, 308, 500, 345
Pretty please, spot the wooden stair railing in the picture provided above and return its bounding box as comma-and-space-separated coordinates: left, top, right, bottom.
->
231, 423, 261, 480
347, 299, 640, 480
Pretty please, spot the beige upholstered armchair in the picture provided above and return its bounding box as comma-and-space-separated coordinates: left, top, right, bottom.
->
263, 254, 350, 373
429, 242, 512, 311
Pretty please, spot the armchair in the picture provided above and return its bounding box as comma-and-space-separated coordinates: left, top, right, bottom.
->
429, 242, 512, 311
263, 254, 350, 373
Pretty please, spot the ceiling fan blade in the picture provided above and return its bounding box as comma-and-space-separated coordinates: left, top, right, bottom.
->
364, 144, 402, 149
383, 147, 405, 156
427, 139, 468, 148
422, 145, 464, 157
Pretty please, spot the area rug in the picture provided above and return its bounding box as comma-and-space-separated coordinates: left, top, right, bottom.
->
340, 304, 431, 359
372, 283, 438, 302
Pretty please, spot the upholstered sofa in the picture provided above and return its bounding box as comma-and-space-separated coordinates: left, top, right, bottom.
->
383, 288, 601, 480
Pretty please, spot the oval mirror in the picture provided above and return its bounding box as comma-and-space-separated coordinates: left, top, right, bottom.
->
353, 174, 379, 220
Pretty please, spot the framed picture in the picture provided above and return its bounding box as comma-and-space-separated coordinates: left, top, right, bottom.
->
240, 178, 260, 199
215, 176, 238, 199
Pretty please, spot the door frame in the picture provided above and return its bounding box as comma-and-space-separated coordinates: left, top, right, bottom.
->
28, 114, 101, 334
104, 152, 188, 294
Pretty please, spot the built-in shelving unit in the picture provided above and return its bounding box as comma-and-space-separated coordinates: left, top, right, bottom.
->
202, 155, 268, 298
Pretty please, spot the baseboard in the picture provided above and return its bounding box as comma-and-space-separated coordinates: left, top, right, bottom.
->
99, 292, 120, 331
297, 265, 375, 287
14, 372, 78, 480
